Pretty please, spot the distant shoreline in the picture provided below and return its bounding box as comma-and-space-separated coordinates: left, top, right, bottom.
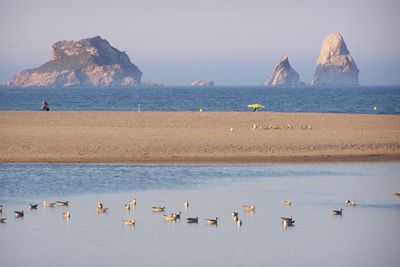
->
1, 111, 399, 164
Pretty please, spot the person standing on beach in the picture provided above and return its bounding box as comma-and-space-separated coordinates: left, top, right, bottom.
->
41, 100, 50, 111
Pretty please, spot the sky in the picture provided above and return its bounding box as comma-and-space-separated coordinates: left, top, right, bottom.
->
0, 0, 399, 85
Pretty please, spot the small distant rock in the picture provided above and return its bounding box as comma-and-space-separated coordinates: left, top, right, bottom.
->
264, 55, 300, 86
311, 32, 359, 86
191, 80, 215, 87
141, 81, 164, 87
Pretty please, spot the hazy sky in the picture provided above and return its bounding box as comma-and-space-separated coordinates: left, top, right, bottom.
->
0, 0, 399, 85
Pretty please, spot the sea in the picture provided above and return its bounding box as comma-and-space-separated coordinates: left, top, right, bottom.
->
0, 85, 399, 266
0, 85, 400, 114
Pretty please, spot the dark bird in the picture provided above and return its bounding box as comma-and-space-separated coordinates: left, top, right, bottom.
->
30, 203, 38, 209
187, 217, 199, 223
14, 210, 24, 218
0, 218, 6, 223
332, 209, 343, 216
57, 201, 69, 206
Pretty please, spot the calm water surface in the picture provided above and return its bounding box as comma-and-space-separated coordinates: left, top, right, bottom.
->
1, 86, 400, 114
0, 163, 399, 267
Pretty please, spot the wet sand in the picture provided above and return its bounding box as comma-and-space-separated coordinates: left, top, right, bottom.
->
0, 111, 399, 163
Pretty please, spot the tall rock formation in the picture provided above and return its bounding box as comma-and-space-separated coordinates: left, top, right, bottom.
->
8, 36, 142, 87
264, 55, 300, 86
311, 32, 359, 86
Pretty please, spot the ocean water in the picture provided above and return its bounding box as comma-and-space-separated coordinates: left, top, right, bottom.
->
0, 85, 400, 114
0, 163, 399, 267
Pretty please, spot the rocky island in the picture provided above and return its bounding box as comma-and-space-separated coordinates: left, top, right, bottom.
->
311, 32, 359, 86
8, 36, 142, 87
264, 55, 300, 86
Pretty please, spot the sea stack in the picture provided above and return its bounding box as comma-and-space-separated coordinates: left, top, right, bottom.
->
264, 55, 300, 86
8, 36, 142, 87
311, 32, 359, 86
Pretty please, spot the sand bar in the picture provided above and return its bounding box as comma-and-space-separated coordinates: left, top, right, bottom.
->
0, 111, 399, 163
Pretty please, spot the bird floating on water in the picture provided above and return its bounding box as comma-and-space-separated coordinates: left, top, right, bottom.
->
243, 204, 256, 212
283, 200, 292, 207
187, 217, 199, 223
14, 210, 24, 218
57, 201, 69, 206
0, 218, 6, 223
29, 203, 38, 209
231, 211, 238, 221
152, 206, 166, 212
164, 214, 177, 221
63, 211, 70, 219
96, 202, 108, 213
237, 219, 242, 227
206, 217, 219, 225
281, 216, 295, 228
43, 201, 56, 208
0, 205, 3, 213
124, 204, 131, 211
332, 209, 343, 216
184, 200, 189, 209
123, 219, 135, 226
129, 198, 137, 206
344, 200, 356, 206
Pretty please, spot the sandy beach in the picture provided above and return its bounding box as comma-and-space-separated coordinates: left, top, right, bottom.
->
0, 111, 399, 163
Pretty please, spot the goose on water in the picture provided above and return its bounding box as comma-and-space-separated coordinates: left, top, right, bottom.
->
43, 201, 56, 208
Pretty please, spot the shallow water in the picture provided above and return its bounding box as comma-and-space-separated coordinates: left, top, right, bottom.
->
0, 163, 399, 266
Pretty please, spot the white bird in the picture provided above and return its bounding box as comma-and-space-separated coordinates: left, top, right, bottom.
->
124, 204, 131, 211
243, 204, 255, 212
345, 200, 356, 206
206, 217, 218, 225
43, 201, 56, 208
63, 211, 70, 219
129, 198, 137, 206
152, 206, 166, 212
184, 200, 189, 209
283, 200, 292, 207
123, 219, 135, 226
237, 219, 242, 227
0, 205, 3, 213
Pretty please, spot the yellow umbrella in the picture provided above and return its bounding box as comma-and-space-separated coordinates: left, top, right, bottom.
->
247, 103, 265, 112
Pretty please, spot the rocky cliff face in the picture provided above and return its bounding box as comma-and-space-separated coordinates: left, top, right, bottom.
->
311, 32, 359, 86
9, 36, 142, 87
264, 55, 300, 86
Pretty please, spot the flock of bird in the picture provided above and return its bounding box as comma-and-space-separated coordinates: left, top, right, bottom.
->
0, 195, 379, 227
